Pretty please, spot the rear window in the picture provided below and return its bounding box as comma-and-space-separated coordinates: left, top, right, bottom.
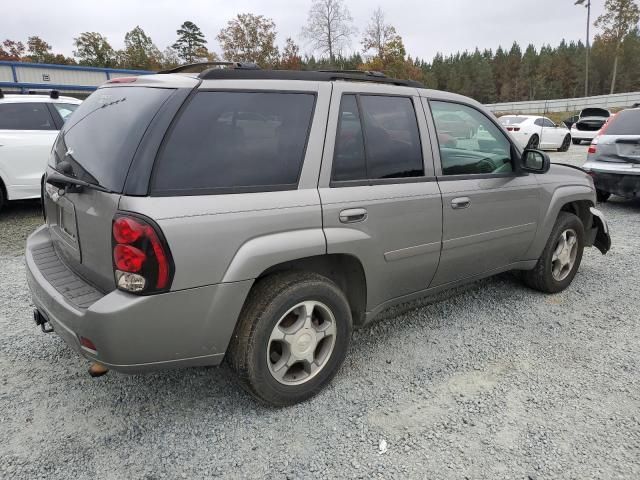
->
0, 103, 55, 130
499, 116, 526, 125
152, 91, 315, 195
51, 87, 173, 192
604, 110, 640, 136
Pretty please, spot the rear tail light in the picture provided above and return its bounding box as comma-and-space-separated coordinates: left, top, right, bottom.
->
588, 137, 599, 155
112, 213, 174, 294
506, 127, 520, 132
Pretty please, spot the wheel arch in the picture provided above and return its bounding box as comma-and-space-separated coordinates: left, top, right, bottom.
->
256, 253, 368, 326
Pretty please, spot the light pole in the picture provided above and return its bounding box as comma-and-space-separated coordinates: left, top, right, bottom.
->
575, 0, 591, 97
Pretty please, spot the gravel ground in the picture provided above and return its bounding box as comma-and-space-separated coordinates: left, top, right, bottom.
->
1, 145, 639, 479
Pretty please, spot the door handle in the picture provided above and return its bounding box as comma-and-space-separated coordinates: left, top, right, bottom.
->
451, 197, 471, 210
339, 208, 368, 224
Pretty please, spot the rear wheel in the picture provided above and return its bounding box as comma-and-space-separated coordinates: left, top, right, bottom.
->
526, 134, 540, 150
228, 272, 352, 406
522, 212, 585, 294
572, 138, 582, 145
558, 135, 571, 152
596, 190, 611, 203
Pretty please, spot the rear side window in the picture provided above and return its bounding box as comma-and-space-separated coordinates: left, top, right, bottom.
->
0, 103, 55, 130
332, 94, 424, 182
53, 87, 173, 192
152, 91, 316, 195
604, 110, 640, 136
53, 103, 78, 122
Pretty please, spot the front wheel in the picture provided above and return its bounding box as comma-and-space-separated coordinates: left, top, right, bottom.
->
228, 272, 352, 406
522, 212, 585, 294
558, 135, 571, 152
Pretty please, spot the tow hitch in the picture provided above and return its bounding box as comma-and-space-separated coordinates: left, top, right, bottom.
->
33, 309, 54, 333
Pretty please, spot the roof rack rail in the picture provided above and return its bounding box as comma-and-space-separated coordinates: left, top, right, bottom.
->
159, 61, 261, 74
318, 69, 386, 78
197, 69, 424, 87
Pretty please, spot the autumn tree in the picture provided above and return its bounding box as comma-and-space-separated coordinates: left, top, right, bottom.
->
122, 26, 161, 70
279, 38, 303, 70
302, 0, 355, 61
595, 0, 640, 93
73, 32, 116, 67
0, 39, 26, 61
217, 13, 279, 67
362, 8, 398, 60
172, 21, 207, 63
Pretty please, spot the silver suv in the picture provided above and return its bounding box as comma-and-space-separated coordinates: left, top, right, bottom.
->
26, 65, 611, 406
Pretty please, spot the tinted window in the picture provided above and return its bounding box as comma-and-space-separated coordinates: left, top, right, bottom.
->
0, 103, 55, 130
153, 92, 315, 194
360, 96, 423, 179
53, 103, 78, 122
52, 87, 173, 192
333, 95, 367, 181
542, 118, 556, 128
331, 95, 423, 182
534, 118, 544, 127
431, 101, 513, 176
604, 110, 640, 136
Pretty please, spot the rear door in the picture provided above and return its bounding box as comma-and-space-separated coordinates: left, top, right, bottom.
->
425, 97, 539, 286
319, 83, 443, 310
0, 102, 58, 199
45, 85, 178, 292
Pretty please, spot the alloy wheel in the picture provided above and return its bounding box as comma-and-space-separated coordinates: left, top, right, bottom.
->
551, 229, 578, 281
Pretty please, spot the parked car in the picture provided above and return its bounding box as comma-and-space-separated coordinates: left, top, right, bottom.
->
498, 115, 572, 152
0, 90, 81, 211
583, 107, 640, 202
571, 108, 611, 145
26, 67, 610, 406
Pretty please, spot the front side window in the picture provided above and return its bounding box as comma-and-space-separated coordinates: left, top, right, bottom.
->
153, 91, 315, 195
430, 101, 513, 176
53, 103, 78, 122
332, 94, 424, 182
0, 103, 55, 130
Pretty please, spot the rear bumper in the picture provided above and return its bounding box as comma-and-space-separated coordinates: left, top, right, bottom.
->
571, 129, 598, 141
583, 164, 640, 198
25, 225, 253, 373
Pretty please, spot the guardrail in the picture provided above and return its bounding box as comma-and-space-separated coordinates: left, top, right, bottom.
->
486, 91, 640, 114
0, 61, 153, 96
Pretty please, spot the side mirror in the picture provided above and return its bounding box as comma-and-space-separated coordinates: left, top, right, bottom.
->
522, 149, 551, 174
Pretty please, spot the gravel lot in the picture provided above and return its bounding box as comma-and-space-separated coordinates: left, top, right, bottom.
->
1, 145, 638, 479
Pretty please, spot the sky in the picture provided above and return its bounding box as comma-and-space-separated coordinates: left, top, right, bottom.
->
2, 0, 606, 61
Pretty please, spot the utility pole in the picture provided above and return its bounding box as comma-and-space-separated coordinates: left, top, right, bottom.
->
575, 0, 591, 97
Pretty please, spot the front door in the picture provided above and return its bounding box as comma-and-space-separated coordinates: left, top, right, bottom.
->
425, 98, 540, 286
318, 83, 443, 310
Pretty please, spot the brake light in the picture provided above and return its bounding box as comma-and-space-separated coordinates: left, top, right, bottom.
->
112, 213, 174, 294
107, 77, 138, 84
588, 137, 599, 154
506, 127, 520, 132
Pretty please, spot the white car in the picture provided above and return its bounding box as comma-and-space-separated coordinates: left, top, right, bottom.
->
498, 115, 572, 152
0, 90, 81, 211
570, 108, 611, 145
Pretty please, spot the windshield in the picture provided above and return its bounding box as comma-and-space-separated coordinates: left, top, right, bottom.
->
604, 109, 640, 136
50, 86, 173, 192
499, 116, 527, 125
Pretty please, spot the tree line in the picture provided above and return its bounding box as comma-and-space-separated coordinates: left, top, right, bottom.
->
1, 0, 639, 102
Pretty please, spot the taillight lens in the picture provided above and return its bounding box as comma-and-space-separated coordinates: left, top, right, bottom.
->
588, 137, 598, 155
112, 213, 174, 294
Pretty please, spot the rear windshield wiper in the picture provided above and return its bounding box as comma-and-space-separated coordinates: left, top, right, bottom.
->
46, 171, 114, 194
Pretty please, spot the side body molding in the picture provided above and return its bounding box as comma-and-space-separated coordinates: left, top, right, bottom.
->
222, 229, 327, 283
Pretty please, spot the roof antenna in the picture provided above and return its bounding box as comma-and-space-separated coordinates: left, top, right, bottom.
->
50, 90, 60, 99
0, 89, 3, 99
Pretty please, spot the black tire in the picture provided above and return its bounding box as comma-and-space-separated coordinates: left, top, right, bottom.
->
522, 212, 585, 294
558, 135, 571, 152
596, 190, 611, 203
228, 272, 352, 406
572, 139, 582, 145
526, 134, 540, 150
0, 180, 5, 213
